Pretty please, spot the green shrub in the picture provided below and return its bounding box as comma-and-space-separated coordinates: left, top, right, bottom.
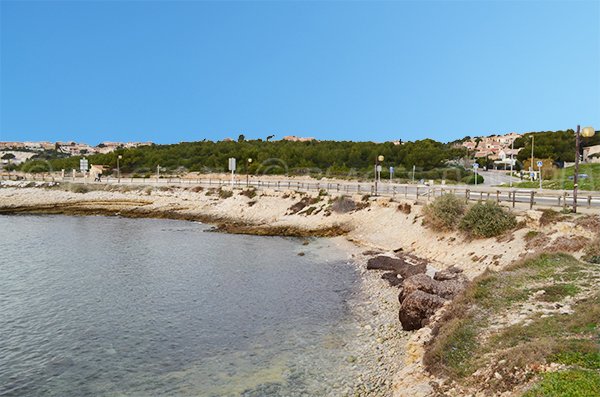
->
462, 174, 484, 185
423, 194, 466, 231
459, 201, 516, 238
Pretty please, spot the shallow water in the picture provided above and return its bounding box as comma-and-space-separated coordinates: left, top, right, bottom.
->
0, 215, 363, 397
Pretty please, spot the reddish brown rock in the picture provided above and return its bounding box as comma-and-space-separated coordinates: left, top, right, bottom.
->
399, 290, 446, 331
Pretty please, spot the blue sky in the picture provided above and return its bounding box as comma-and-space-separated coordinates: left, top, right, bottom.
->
1, 0, 599, 144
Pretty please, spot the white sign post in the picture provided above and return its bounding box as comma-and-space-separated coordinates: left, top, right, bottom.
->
389, 166, 394, 183
537, 160, 543, 190
473, 163, 479, 186
79, 158, 89, 182
228, 158, 236, 186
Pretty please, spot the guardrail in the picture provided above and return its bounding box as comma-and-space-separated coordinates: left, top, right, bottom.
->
2, 173, 600, 210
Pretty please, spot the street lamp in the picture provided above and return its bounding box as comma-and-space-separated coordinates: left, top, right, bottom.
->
573, 125, 595, 213
374, 155, 384, 196
117, 154, 122, 183
246, 158, 252, 186
530, 135, 535, 181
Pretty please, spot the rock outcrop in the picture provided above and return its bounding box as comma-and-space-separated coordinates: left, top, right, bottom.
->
398, 290, 446, 330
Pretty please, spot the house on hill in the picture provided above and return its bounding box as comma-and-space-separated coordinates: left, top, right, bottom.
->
583, 145, 600, 163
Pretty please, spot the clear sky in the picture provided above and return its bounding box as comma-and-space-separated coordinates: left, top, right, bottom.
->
1, 0, 599, 144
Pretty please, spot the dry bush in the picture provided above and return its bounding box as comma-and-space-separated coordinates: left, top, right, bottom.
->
539, 209, 566, 227
546, 236, 591, 253
239, 188, 257, 199
422, 194, 466, 231
575, 215, 600, 231
218, 188, 233, 199
583, 237, 600, 264
330, 196, 356, 213
397, 203, 412, 214
189, 186, 203, 193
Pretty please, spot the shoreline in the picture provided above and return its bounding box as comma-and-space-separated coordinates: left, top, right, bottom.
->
2, 182, 598, 396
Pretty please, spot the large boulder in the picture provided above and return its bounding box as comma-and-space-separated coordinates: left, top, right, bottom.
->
367, 255, 427, 279
399, 274, 466, 303
399, 290, 446, 331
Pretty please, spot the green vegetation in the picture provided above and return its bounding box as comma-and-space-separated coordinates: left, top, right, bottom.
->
422, 194, 466, 231
522, 370, 600, 397
18, 139, 469, 178
424, 254, 600, 395
514, 130, 600, 163
515, 163, 600, 191
462, 174, 484, 185
459, 201, 516, 238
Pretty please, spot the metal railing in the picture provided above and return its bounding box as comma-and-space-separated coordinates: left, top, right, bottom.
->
2, 173, 600, 210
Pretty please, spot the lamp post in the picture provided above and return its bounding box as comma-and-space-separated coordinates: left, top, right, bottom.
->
573, 125, 595, 213
246, 158, 252, 187
510, 139, 514, 187
117, 154, 122, 183
530, 135, 535, 181
374, 155, 384, 196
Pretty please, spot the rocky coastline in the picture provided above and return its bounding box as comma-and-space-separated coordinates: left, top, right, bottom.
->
1, 180, 598, 397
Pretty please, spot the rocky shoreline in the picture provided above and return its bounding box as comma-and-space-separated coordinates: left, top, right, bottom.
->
2, 181, 598, 397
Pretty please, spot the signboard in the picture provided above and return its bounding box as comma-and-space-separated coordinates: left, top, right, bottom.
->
389, 166, 394, 174
228, 158, 236, 171
473, 163, 479, 169
79, 158, 89, 172
376, 165, 382, 172
537, 161, 543, 167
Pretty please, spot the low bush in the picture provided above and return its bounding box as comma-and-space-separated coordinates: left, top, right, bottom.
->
240, 188, 257, 199
459, 201, 516, 238
69, 184, 91, 194
218, 188, 233, 199
583, 237, 600, 264
330, 196, 356, 213
422, 194, 466, 231
462, 174, 484, 185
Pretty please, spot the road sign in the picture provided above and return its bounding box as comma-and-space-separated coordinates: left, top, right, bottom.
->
79, 158, 88, 172
376, 165, 382, 172
537, 161, 543, 167
473, 163, 479, 169
228, 158, 236, 171
389, 166, 394, 174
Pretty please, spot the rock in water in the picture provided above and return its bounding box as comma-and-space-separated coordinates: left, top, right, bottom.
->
399, 290, 446, 331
